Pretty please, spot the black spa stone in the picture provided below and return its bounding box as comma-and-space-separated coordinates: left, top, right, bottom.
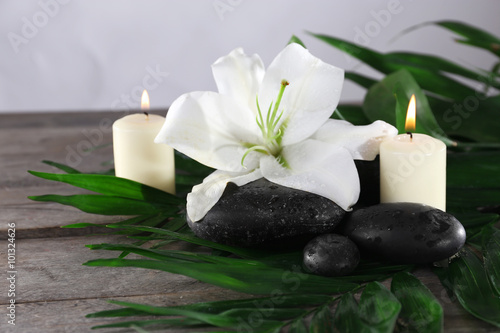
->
187, 178, 346, 248
303, 234, 360, 277
340, 202, 466, 264
354, 157, 380, 208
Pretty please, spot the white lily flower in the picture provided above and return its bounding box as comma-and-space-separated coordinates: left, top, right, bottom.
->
156, 43, 397, 222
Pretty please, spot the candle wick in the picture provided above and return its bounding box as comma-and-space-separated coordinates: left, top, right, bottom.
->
144, 112, 149, 120
406, 132, 413, 141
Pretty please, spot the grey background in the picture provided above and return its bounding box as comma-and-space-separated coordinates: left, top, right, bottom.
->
1, 0, 498, 113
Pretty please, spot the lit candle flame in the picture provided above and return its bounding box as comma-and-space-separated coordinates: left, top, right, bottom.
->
141, 90, 150, 110
405, 94, 416, 132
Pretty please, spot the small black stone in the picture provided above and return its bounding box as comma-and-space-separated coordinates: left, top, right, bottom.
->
187, 178, 346, 248
340, 202, 466, 264
303, 234, 360, 277
354, 157, 380, 208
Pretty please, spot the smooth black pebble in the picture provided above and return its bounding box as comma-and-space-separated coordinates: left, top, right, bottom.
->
340, 202, 466, 264
354, 157, 380, 208
187, 178, 345, 248
303, 234, 360, 277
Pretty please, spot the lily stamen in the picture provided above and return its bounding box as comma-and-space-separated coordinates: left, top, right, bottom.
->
240, 145, 270, 167
242, 79, 289, 167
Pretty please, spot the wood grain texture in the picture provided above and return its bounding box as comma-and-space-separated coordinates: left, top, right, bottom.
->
3, 292, 249, 333
0, 235, 248, 304
1, 112, 499, 332
0, 187, 122, 239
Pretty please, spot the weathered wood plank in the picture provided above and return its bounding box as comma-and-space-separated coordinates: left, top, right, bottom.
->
5, 293, 499, 333
4, 291, 498, 333
0, 127, 114, 188
0, 235, 250, 332
1, 112, 129, 237
2, 291, 250, 333
0, 185, 125, 238
1, 111, 164, 190
0, 112, 174, 238
0, 235, 231, 304
0, 110, 166, 130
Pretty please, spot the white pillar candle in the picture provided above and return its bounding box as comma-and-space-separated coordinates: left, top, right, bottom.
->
379, 95, 446, 211
380, 133, 446, 210
112, 91, 175, 194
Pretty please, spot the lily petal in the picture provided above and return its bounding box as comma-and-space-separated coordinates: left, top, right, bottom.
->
155, 91, 262, 172
212, 48, 265, 114
260, 139, 359, 211
258, 43, 344, 145
313, 119, 398, 160
187, 169, 263, 222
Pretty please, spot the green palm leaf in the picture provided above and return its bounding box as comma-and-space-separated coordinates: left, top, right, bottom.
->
483, 230, 500, 296
28, 171, 182, 205
332, 282, 400, 333
436, 246, 500, 327
28, 194, 179, 216
309, 33, 497, 99
434, 21, 500, 56
391, 272, 443, 333
84, 258, 359, 295
310, 304, 334, 333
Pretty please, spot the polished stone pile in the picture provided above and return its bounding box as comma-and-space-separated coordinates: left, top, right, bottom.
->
188, 177, 466, 276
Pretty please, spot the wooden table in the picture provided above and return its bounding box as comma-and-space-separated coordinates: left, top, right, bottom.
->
1, 112, 499, 332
